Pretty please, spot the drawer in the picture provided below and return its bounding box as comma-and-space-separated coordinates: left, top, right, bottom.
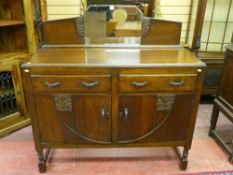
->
31, 75, 111, 93
119, 74, 197, 92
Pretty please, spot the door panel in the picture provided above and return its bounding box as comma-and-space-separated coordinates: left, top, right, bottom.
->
34, 95, 111, 144
118, 94, 194, 144
118, 96, 157, 142
73, 96, 111, 144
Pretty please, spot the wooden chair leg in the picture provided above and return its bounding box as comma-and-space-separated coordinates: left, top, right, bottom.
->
229, 152, 233, 164
209, 105, 220, 137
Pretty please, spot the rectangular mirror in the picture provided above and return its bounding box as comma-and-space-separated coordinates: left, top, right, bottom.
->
84, 5, 142, 45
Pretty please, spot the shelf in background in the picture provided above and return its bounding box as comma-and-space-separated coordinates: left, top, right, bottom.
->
0, 20, 25, 27
0, 50, 29, 59
0, 112, 31, 138
0, 51, 29, 71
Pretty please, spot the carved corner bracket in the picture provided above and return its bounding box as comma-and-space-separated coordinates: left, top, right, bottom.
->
54, 95, 72, 112
76, 16, 85, 43
157, 94, 176, 112
141, 17, 151, 38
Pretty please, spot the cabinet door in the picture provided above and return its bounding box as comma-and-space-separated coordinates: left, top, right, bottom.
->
118, 94, 194, 144
34, 95, 111, 144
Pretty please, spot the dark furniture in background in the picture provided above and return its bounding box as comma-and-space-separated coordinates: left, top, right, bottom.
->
196, 52, 224, 96
0, 0, 38, 137
190, 0, 225, 96
209, 36, 233, 163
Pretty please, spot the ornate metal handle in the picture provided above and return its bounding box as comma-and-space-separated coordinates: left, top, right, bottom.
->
131, 81, 148, 87
101, 108, 109, 120
44, 81, 62, 87
81, 81, 98, 87
169, 80, 185, 86
120, 108, 129, 121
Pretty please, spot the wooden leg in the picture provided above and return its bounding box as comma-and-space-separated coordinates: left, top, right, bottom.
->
229, 152, 233, 164
37, 148, 51, 173
209, 105, 220, 137
174, 147, 189, 170
38, 153, 47, 173
180, 149, 188, 170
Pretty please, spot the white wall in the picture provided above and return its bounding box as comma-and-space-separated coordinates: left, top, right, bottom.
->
156, 0, 192, 44
200, 0, 233, 51
46, 0, 81, 20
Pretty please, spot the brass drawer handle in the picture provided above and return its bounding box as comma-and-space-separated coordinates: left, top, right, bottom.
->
44, 81, 62, 87
169, 80, 185, 86
131, 81, 148, 87
81, 81, 98, 87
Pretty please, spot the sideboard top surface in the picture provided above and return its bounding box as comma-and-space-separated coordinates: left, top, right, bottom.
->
22, 47, 205, 68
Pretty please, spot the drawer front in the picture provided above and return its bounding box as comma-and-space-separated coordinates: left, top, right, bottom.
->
119, 74, 197, 92
31, 75, 111, 93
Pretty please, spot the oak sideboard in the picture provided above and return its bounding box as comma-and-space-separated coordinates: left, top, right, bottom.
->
21, 47, 205, 172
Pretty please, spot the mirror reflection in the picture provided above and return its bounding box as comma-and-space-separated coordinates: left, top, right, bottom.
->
84, 5, 142, 45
